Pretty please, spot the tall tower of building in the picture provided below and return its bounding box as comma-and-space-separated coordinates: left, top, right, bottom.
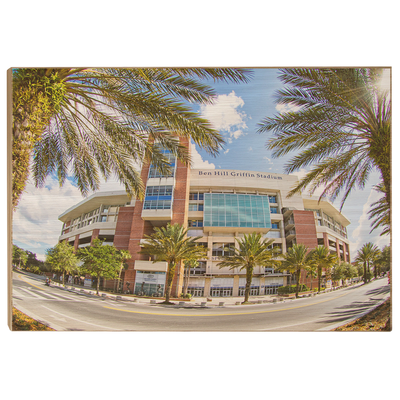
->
114, 137, 191, 296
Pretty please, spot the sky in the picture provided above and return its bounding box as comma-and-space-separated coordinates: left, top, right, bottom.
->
11, 68, 391, 261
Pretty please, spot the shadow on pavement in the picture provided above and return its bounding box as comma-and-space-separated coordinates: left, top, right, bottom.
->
365, 285, 391, 297
318, 297, 387, 325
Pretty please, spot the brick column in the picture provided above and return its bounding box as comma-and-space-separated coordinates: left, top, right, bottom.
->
292, 210, 318, 286
343, 243, 349, 262
124, 161, 153, 293
336, 238, 341, 261
91, 229, 99, 244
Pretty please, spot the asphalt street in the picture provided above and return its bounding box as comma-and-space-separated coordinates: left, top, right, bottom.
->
11, 271, 391, 331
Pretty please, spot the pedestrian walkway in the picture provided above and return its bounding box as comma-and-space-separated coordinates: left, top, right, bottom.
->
48, 279, 365, 308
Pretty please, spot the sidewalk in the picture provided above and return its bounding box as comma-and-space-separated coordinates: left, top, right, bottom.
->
49, 279, 366, 308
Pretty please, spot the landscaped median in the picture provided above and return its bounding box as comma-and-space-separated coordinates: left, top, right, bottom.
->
12, 307, 54, 331
333, 298, 391, 331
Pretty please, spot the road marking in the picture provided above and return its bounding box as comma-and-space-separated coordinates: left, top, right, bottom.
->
17, 274, 46, 291
15, 275, 100, 302
103, 293, 349, 317
257, 317, 324, 331
41, 305, 122, 330
17, 287, 44, 299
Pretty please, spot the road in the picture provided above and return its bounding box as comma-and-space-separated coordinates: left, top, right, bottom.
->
11, 271, 390, 331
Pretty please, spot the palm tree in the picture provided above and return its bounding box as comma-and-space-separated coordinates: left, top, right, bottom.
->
115, 249, 132, 293
305, 263, 317, 291
368, 182, 390, 236
258, 68, 391, 225
217, 233, 281, 304
139, 223, 207, 304
12, 67, 251, 209
355, 242, 380, 284
377, 245, 391, 275
308, 245, 338, 292
279, 244, 310, 298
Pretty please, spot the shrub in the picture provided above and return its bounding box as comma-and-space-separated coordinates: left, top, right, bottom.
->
277, 284, 309, 294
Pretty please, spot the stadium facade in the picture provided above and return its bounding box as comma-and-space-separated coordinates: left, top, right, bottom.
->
58, 140, 351, 297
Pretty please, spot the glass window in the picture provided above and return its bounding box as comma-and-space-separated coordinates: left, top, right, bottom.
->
265, 230, 281, 238
143, 200, 171, 210
269, 195, 277, 203
212, 243, 235, 257
146, 185, 173, 196
203, 193, 272, 229
270, 207, 278, 214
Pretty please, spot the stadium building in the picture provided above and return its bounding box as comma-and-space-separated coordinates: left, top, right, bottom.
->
58, 140, 351, 297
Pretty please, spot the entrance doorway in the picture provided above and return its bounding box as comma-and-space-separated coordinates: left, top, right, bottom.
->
239, 287, 259, 296
265, 286, 280, 295
210, 287, 233, 297
188, 288, 204, 297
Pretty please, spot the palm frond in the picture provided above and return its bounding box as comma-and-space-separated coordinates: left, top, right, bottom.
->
258, 67, 391, 230
368, 182, 390, 236
13, 67, 250, 207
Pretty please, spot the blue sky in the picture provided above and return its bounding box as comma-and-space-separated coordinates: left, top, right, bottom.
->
12, 68, 390, 261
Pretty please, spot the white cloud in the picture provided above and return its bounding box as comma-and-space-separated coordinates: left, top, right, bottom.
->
13, 175, 83, 254
276, 102, 302, 114
12, 172, 130, 257
200, 91, 248, 141
248, 147, 253, 151
263, 156, 273, 165
231, 129, 246, 140
224, 149, 230, 155
190, 142, 215, 169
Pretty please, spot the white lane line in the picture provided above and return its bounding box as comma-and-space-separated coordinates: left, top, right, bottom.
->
257, 317, 324, 331
18, 287, 44, 299
12, 288, 28, 298
32, 290, 67, 300
41, 305, 122, 330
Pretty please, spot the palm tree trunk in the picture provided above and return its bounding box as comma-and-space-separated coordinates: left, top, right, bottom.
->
318, 267, 321, 292
243, 266, 254, 303
296, 268, 301, 298
164, 263, 175, 304
367, 261, 371, 282
363, 261, 367, 284
183, 267, 189, 296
